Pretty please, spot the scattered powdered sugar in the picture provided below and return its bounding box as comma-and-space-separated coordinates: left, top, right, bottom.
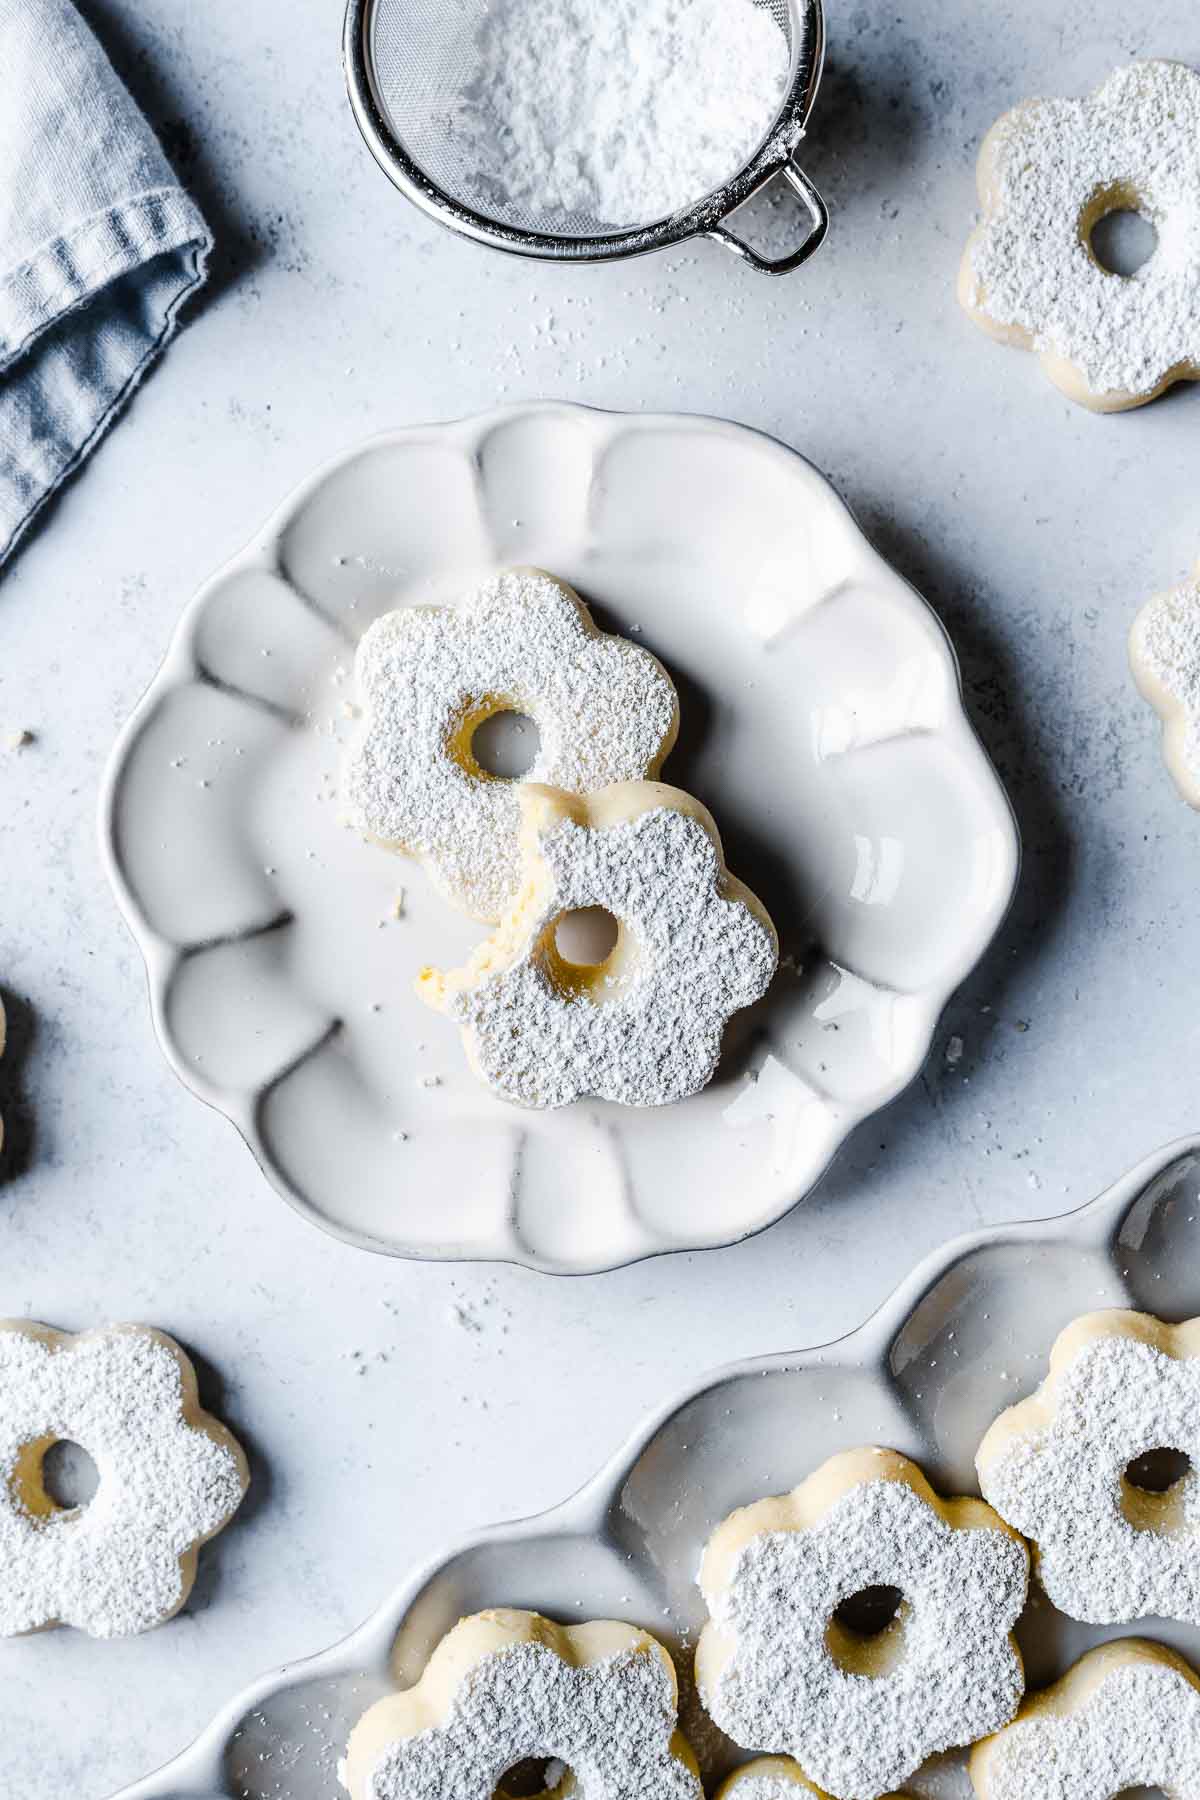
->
1131, 578, 1200, 798
978, 1331, 1200, 1623
982, 1658, 1200, 1800
442, 803, 777, 1108
700, 1479, 1027, 1800
0, 1325, 247, 1638
445, 0, 791, 229
966, 60, 1200, 400
360, 1641, 703, 1800
344, 571, 677, 922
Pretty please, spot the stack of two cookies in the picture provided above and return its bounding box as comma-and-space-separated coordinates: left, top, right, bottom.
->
343, 569, 777, 1109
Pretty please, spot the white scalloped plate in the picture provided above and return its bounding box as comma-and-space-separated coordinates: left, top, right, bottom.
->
101, 405, 1017, 1273
112, 1137, 1200, 1800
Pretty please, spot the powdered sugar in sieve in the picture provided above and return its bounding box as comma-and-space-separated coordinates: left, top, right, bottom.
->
360, 0, 814, 227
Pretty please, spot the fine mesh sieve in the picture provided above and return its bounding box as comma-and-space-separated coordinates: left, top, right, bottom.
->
343, 0, 827, 272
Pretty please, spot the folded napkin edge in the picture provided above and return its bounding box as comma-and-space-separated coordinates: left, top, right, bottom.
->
0, 184, 212, 564
0, 184, 212, 375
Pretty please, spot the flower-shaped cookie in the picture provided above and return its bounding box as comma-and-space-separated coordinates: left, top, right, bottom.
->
0, 1321, 249, 1637
342, 1607, 704, 1800
344, 568, 679, 922
1130, 567, 1200, 806
970, 1639, 1200, 1800
977, 1308, 1200, 1623
696, 1448, 1028, 1800
959, 60, 1200, 410
418, 781, 778, 1108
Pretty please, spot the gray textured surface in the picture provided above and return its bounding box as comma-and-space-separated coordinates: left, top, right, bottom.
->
0, 0, 1199, 1792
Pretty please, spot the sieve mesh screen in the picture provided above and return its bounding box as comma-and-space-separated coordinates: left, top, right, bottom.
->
367, 0, 801, 238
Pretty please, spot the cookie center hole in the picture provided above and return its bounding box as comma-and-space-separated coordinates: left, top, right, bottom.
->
1110, 1789, 1169, 1799
496, 1757, 572, 1799
472, 710, 540, 780
833, 1584, 904, 1636
1091, 207, 1158, 276
41, 1440, 100, 1511
826, 1585, 907, 1678
1125, 1447, 1191, 1493
554, 907, 620, 968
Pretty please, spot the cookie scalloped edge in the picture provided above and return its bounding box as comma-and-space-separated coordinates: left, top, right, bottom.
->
1130, 567, 1200, 808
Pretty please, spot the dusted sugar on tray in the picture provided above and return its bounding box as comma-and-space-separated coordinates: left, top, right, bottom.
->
341, 1607, 704, 1800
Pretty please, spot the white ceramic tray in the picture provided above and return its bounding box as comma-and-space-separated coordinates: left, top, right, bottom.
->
101, 404, 1017, 1273
114, 1137, 1200, 1800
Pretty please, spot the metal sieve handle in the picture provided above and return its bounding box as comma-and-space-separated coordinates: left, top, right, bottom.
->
706, 156, 828, 275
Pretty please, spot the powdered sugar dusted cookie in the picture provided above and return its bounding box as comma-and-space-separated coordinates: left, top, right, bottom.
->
342, 1607, 703, 1800
959, 60, 1200, 411
1130, 568, 1200, 806
0, 1322, 248, 1637
970, 1639, 1200, 1800
977, 1309, 1200, 1623
344, 569, 679, 922
418, 781, 777, 1108
717, 1758, 904, 1800
696, 1448, 1028, 1800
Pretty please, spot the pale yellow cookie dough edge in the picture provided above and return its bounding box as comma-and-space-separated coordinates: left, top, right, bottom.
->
975, 1307, 1200, 1535
969, 1637, 1200, 1799
0, 1319, 250, 1634
1129, 567, 1200, 809
718, 1754, 908, 1800
418, 779, 778, 1029
696, 1447, 1026, 1705
348, 568, 681, 926
342, 1607, 700, 1800
956, 97, 1200, 414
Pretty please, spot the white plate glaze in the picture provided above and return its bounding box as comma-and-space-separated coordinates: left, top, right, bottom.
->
112, 1137, 1200, 1800
101, 405, 1017, 1273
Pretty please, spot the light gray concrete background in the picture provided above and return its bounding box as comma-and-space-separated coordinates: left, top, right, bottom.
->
1, 0, 1199, 1791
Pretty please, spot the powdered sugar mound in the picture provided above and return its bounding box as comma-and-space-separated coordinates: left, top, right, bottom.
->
701, 1480, 1027, 1800
982, 1660, 1200, 1800
1130, 577, 1200, 802
345, 571, 677, 922
0, 1325, 246, 1637
966, 60, 1200, 401
364, 1642, 703, 1800
978, 1332, 1200, 1623
446, 803, 777, 1108
447, 0, 791, 229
